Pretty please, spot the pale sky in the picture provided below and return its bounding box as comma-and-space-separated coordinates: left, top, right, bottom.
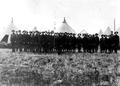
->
0, 0, 120, 37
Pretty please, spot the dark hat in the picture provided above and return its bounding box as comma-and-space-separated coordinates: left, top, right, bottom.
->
22, 30, 27, 33
101, 34, 104, 36
73, 33, 76, 35
12, 30, 15, 32
18, 30, 21, 32
95, 33, 98, 35
114, 31, 118, 34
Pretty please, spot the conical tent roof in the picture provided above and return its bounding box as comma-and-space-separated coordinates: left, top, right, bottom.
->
7, 18, 18, 43
104, 26, 111, 35
98, 29, 103, 36
80, 29, 87, 34
55, 18, 75, 33
1, 18, 17, 44
32, 26, 38, 32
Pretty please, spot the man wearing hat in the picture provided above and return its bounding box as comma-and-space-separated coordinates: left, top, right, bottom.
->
15, 31, 19, 52
11, 30, 16, 52
113, 31, 119, 53
77, 33, 82, 52
22, 30, 28, 52
94, 33, 99, 53
82, 34, 88, 53
100, 34, 105, 53
18, 30, 22, 52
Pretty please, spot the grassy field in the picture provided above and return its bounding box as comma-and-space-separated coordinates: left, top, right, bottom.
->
0, 49, 119, 86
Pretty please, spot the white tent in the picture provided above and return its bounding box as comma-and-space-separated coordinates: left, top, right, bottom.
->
104, 26, 111, 35
1, 18, 17, 44
55, 18, 75, 33
80, 29, 87, 34
32, 26, 38, 32
116, 27, 120, 36
98, 29, 103, 37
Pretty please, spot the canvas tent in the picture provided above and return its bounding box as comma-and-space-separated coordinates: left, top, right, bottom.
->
104, 26, 111, 35
0, 18, 17, 44
98, 29, 103, 37
116, 27, 120, 36
32, 26, 38, 32
55, 18, 75, 33
80, 29, 87, 34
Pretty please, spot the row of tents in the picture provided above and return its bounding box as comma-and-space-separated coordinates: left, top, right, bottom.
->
0, 17, 120, 45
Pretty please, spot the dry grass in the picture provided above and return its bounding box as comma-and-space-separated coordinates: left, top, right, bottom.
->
0, 49, 119, 86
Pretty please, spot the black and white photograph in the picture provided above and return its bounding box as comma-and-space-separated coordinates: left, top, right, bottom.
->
0, 0, 120, 86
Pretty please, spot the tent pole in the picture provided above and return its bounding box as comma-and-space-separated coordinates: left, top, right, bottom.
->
114, 18, 116, 32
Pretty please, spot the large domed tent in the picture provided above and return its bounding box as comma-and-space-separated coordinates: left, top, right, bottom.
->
104, 26, 112, 35
55, 18, 75, 33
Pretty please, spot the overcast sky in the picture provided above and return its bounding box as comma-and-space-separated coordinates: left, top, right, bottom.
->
0, 0, 120, 37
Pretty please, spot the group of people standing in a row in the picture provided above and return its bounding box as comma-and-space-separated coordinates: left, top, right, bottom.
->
10, 30, 119, 54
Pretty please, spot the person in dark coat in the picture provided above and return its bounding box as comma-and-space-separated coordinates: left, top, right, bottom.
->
77, 34, 82, 53
29, 31, 33, 52
100, 35, 105, 53
94, 33, 99, 53
87, 34, 92, 53
18, 30, 22, 52
14, 31, 19, 52
113, 31, 119, 53
82, 34, 88, 53
108, 33, 114, 53
22, 30, 28, 52
71, 33, 76, 52
42, 31, 48, 53
37, 32, 42, 53
11, 30, 16, 52
104, 35, 109, 53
